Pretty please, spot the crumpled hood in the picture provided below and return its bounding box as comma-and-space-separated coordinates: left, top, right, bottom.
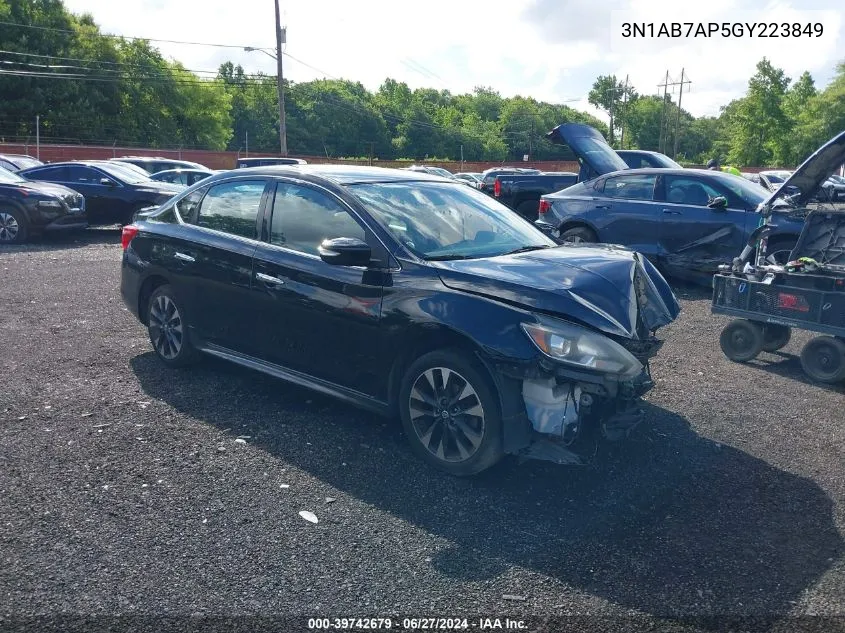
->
433, 244, 681, 340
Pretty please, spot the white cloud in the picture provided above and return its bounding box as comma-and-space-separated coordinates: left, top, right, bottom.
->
61, 0, 845, 119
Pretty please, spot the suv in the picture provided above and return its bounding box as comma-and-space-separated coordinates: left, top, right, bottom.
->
112, 157, 208, 175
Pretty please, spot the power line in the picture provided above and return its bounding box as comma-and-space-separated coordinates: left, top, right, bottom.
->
0, 20, 272, 50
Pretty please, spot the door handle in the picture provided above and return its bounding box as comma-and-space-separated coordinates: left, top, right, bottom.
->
174, 252, 195, 262
256, 272, 285, 286
662, 209, 682, 215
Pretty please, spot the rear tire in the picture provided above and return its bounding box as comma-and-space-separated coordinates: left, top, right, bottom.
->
720, 319, 764, 362
800, 336, 845, 384
560, 226, 597, 244
147, 285, 200, 368
761, 324, 791, 352
0, 208, 28, 244
399, 350, 503, 477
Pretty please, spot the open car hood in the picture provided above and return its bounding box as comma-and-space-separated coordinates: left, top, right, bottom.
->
545, 123, 630, 177
434, 244, 681, 340
766, 129, 845, 208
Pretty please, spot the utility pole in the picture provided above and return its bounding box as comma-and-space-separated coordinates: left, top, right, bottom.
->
658, 71, 670, 153
620, 74, 629, 149
35, 115, 40, 160
672, 69, 691, 159
274, 0, 287, 156
245, 130, 249, 157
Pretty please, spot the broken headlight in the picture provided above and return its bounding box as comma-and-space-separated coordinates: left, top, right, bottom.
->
522, 319, 644, 377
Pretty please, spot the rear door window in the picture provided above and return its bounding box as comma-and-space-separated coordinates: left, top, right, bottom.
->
195, 180, 267, 239
600, 173, 657, 201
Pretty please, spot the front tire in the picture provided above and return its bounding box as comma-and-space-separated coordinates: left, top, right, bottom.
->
720, 319, 764, 362
147, 285, 200, 367
0, 208, 28, 244
399, 350, 503, 477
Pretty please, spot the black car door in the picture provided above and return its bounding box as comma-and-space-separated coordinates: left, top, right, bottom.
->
64, 165, 122, 223
250, 180, 389, 397
169, 178, 271, 351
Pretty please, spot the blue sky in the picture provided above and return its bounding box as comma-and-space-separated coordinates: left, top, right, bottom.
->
62, 0, 845, 121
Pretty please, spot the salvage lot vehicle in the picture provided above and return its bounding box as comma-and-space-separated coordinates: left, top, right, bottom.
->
0, 153, 43, 172
538, 123, 808, 279
492, 170, 578, 220
151, 168, 217, 187
120, 165, 680, 476
19, 161, 183, 226
713, 129, 845, 384
111, 156, 209, 174
0, 166, 87, 243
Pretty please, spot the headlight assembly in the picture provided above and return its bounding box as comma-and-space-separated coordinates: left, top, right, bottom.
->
37, 199, 63, 208
522, 320, 643, 377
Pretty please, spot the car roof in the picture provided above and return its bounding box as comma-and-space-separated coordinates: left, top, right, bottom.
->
209, 164, 452, 185
154, 168, 212, 174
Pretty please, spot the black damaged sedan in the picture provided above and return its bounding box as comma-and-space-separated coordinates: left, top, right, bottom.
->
120, 166, 680, 476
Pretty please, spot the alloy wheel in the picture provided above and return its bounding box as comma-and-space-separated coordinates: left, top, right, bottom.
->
149, 294, 184, 360
0, 212, 19, 243
408, 367, 486, 463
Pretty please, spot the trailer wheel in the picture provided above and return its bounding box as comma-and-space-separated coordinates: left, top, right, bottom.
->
761, 324, 791, 352
719, 319, 764, 362
800, 336, 845, 384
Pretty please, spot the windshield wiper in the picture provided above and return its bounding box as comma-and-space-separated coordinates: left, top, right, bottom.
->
502, 245, 551, 256
425, 253, 476, 261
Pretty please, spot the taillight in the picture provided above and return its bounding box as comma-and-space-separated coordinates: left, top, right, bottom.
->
494, 178, 501, 197
538, 199, 551, 215
777, 293, 810, 313
121, 224, 139, 250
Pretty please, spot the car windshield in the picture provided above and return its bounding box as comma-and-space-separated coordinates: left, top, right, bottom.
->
427, 167, 454, 179
12, 157, 41, 170
715, 173, 772, 205
651, 154, 683, 168
0, 166, 26, 183
98, 163, 151, 184
350, 181, 556, 260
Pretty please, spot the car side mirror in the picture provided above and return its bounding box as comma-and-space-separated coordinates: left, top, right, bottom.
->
318, 237, 372, 267
707, 196, 728, 210
100, 177, 116, 187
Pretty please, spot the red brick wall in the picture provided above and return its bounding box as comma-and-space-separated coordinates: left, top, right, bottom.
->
0, 142, 786, 173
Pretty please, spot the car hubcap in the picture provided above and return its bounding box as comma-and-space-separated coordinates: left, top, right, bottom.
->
813, 345, 840, 375
149, 295, 183, 360
731, 329, 752, 352
0, 213, 19, 242
408, 367, 485, 463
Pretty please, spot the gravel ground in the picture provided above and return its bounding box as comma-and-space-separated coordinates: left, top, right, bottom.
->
0, 230, 843, 633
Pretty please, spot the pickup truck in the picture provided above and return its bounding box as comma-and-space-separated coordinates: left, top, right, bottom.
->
492, 171, 578, 220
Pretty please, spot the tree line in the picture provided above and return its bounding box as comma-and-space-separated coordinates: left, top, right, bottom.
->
2, 0, 844, 166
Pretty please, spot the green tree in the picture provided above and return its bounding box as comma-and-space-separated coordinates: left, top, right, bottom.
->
588, 75, 637, 145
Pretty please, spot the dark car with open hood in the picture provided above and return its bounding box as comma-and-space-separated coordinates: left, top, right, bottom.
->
0, 166, 86, 244
119, 165, 680, 476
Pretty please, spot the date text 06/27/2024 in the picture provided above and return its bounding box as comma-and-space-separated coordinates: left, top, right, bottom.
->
620, 21, 823, 38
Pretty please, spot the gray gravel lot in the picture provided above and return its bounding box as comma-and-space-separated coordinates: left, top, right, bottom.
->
0, 230, 843, 632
